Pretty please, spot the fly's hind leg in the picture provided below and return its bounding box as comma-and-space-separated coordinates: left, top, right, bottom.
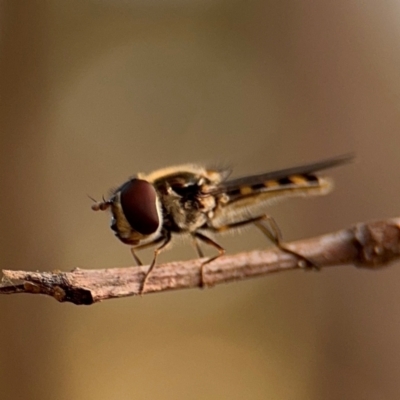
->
206, 215, 318, 275
254, 215, 319, 270
195, 214, 319, 289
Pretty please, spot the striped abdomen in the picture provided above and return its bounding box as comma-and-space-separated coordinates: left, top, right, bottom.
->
209, 155, 352, 227
225, 173, 329, 204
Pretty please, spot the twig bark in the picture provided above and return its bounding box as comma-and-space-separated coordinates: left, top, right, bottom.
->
1, 218, 400, 305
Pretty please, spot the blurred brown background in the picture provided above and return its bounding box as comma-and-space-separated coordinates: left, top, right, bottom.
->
1, 1, 400, 399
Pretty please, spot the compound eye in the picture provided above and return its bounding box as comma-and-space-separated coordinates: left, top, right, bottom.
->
119, 179, 160, 235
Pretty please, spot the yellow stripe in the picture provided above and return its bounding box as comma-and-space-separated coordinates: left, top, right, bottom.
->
289, 175, 309, 185
264, 180, 279, 188
240, 186, 253, 195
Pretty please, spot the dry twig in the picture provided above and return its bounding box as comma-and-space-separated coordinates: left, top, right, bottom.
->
1, 218, 400, 305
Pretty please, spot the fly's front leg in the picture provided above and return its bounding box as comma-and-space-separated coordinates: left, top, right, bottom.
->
130, 234, 167, 267
130, 248, 143, 266
254, 215, 319, 270
139, 231, 172, 294
129, 232, 172, 294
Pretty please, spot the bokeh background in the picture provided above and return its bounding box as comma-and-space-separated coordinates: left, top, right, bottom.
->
1, 1, 400, 399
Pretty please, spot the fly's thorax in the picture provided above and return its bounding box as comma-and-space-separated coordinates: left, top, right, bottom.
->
136, 164, 227, 233
110, 179, 163, 245
139, 164, 227, 186
158, 186, 217, 233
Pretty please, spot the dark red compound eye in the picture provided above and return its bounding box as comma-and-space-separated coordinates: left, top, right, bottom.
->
119, 179, 160, 235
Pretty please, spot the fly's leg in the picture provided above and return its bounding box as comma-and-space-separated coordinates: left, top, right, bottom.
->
139, 231, 172, 294
192, 236, 205, 258
254, 215, 319, 270
196, 216, 270, 287
193, 232, 225, 288
129, 232, 172, 294
130, 248, 143, 266
130, 234, 167, 267
205, 215, 318, 277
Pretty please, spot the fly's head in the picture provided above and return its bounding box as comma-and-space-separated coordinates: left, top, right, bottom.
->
91, 178, 163, 245
92, 164, 230, 240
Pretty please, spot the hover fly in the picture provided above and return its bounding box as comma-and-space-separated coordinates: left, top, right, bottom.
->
92, 155, 352, 292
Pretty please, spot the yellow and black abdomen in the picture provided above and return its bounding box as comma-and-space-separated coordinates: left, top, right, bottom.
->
212, 173, 331, 227
209, 155, 352, 228
227, 173, 331, 203
230, 174, 331, 198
